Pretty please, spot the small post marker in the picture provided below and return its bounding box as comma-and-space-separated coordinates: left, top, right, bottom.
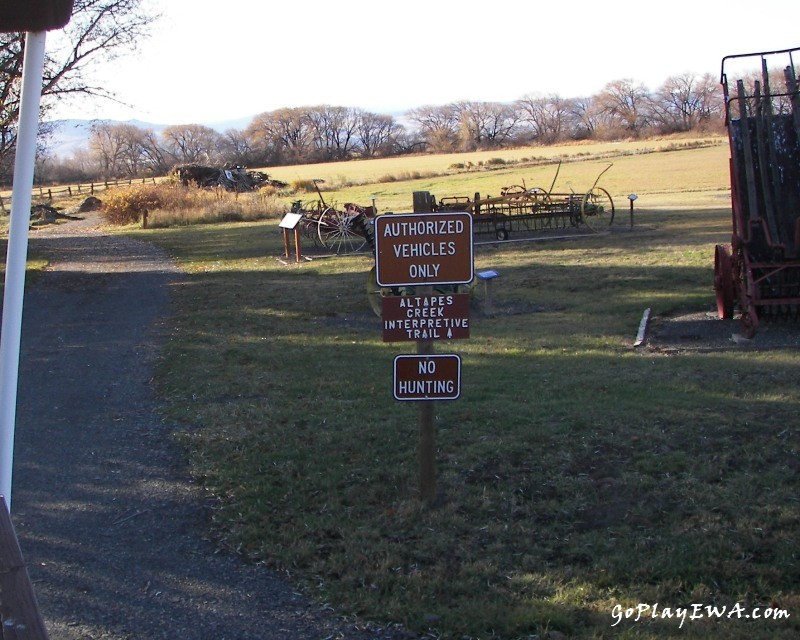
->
634, 307, 651, 347
278, 213, 304, 263
628, 194, 638, 228
477, 269, 500, 313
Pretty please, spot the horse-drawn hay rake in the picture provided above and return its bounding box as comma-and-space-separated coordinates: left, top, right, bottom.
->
290, 179, 375, 254
714, 46, 800, 337
413, 163, 615, 240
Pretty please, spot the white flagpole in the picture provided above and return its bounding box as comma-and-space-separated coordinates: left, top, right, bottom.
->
0, 30, 47, 510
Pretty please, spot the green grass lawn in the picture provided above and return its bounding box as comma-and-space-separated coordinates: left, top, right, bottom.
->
119, 142, 800, 639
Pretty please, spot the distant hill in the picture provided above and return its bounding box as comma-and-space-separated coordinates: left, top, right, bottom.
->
46, 115, 255, 158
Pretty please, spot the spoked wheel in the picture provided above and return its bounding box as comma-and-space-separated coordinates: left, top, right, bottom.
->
580, 187, 614, 232
500, 185, 527, 198
524, 187, 552, 208
317, 207, 367, 254
714, 244, 735, 319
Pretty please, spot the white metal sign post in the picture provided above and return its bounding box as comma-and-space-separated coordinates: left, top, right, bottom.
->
0, 32, 48, 509
375, 212, 473, 502
0, 0, 75, 510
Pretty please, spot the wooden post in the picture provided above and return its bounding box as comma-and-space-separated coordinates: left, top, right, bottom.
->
283, 228, 291, 259
294, 227, 302, 263
416, 285, 436, 503
412, 191, 433, 213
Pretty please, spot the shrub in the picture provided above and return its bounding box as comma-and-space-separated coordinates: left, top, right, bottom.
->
290, 178, 319, 193
102, 185, 164, 225
102, 183, 285, 228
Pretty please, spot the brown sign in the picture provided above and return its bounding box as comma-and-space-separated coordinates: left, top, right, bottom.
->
375, 212, 473, 287
382, 293, 470, 342
393, 354, 461, 401
0, 0, 74, 31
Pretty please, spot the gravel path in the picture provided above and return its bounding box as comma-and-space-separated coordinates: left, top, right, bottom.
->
11, 213, 410, 640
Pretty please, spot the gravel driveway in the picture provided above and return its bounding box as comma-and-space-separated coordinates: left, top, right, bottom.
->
10, 213, 410, 640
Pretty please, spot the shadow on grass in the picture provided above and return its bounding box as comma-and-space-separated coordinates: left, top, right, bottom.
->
152, 254, 799, 638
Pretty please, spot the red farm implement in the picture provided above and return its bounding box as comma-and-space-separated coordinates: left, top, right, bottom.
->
714, 46, 800, 337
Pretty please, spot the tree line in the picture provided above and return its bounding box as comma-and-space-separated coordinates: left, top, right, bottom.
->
1, 0, 155, 185
4, 2, 796, 188
0, 0, 732, 186
38, 73, 727, 184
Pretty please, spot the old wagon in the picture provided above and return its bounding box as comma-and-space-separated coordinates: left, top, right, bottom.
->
713, 46, 800, 336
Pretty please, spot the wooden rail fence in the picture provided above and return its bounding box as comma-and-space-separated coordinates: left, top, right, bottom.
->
0, 177, 158, 213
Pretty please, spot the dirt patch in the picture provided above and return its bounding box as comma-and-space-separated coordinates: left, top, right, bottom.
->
644, 308, 800, 352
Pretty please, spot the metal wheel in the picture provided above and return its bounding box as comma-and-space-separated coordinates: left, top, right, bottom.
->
525, 187, 551, 205
714, 244, 735, 319
317, 207, 367, 254
500, 185, 527, 198
580, 187, 614, 231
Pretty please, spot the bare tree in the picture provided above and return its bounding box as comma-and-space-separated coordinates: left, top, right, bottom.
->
356, 110, 402, 157
569, 96, 602, 139
160, 124, 222, 166
651, 72, 723, 133
87, 120, 127, 177
138, 127, 170, 175
305, 105, 360, 161
452, 101, 520, 150
0, 0, 157, 181
217, 128, 255, 166
595, 78, 651, 136
405, 104, 459, 153
516, 93, 574, 143
245, 107, 313, 165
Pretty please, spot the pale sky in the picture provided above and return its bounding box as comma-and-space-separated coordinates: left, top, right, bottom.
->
47, 0, 799, 126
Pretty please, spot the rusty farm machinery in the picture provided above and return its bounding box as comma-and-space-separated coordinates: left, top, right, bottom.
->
412, 163, 615, 240
714, 47, 800, 337
281, 162, 615, 256
290, 179, 376, 254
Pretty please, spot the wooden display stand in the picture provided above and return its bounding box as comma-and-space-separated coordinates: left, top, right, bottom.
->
278, 213, 304, 264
